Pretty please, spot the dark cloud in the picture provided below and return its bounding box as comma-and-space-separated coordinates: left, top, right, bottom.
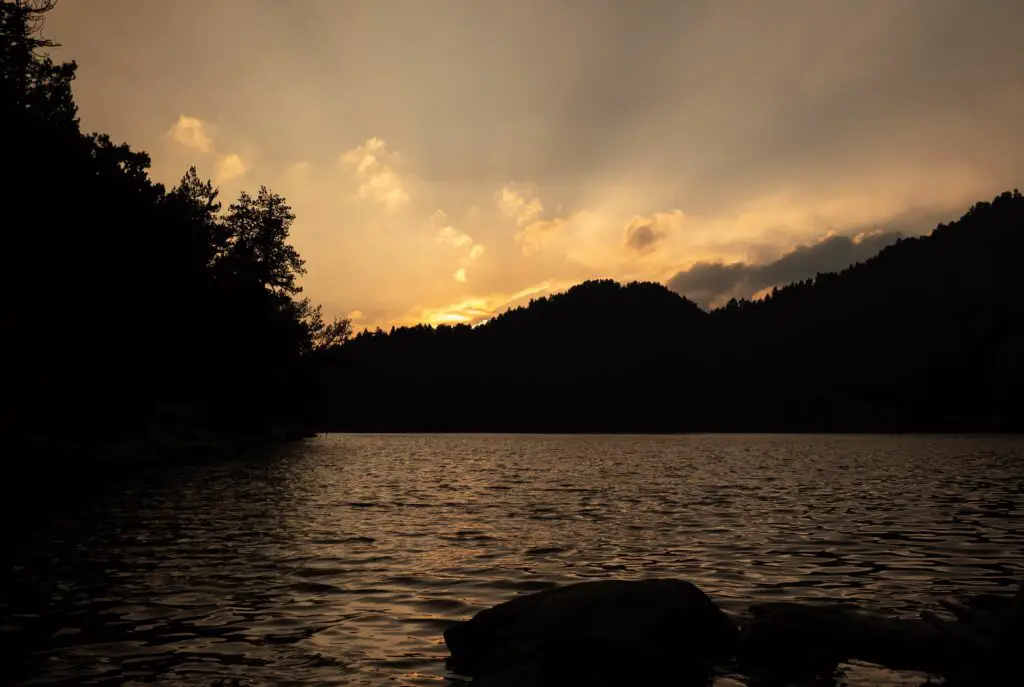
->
755, 231, 901, 287
667, 230, 903, 309
624, 217, 666, 252
665, 262, 748, 309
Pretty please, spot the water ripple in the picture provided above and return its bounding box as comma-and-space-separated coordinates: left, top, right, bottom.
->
4, 434, 1024, 686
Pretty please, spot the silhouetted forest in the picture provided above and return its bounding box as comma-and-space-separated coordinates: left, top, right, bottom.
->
4, 1, 349, 454
314, 190, 1024, 433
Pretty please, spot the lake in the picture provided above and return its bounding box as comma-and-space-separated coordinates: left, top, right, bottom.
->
5, 434, 1024, 686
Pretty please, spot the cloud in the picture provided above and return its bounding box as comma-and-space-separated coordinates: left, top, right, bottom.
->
667, 230, 903, 309
216, 153, 248, 181
437, 226, 473, 247
512, 209, 620, 265
406, 280, 568, 327
358, 170, 409, 212
665, 262, 749, 309
434, 214, 485, 263
618, 210, 675, 253
623, 211, 684, 253
624, 219, 663, 252
167, 114, 213, 153
498, 185, 544, 225
454, 267, 467, 283
341, 137, 410, 212
167, 114, 248, 182
514, 217, 568, 255
755, 230, 900, 288
420, 297, 493, 324
348, 309, 365, 321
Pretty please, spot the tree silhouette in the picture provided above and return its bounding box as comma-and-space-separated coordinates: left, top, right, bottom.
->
1, 1, 77, 128
221, 187, 305, 296
4, 2, 350, 453
305, 304, 354, 351
166, 166, 226, 270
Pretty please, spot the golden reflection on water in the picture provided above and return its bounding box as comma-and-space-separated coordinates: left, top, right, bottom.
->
7, 434, 1024, 686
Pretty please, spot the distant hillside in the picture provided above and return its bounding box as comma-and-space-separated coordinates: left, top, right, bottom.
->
315, 190, 1024, 432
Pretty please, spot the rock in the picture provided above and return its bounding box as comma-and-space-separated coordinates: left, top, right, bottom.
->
444, 579, 737, 687
922, 583, 1024, 683
737, 602, 973, 684
465, 634, 665, 687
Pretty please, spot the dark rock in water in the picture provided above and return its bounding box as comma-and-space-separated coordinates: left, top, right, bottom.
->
465, 634, 664, 687
444, 579, 737, 687
737, 602, 974, 684
922, 583, 1024, 683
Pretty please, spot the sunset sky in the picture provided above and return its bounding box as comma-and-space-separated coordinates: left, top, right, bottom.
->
49, 0, 1024, 329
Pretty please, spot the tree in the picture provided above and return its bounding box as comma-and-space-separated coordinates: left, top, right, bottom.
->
1, 0, 77, 129
221, 186, 305, 295
302, 303, 353, 350
166, 166, 225, 269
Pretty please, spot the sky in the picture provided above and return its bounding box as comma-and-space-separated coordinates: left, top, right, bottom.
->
49, 0, 1024, 329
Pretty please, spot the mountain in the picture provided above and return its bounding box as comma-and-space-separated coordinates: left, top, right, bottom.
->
315, 190, 1024, 433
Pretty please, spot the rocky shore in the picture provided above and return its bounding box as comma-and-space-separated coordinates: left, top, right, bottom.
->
442, 579, 1023, 686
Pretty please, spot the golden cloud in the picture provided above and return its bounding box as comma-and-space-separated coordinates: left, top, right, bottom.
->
167, 114, 213, 153
341, 137, 410, 212
404, 280, 566, 327
434, 214, 485, 266
216, 153, 248, 181
167, 114, 248, 183
497, 185, 544, 225
514, 217, 567, 255
437, 226, 473, 247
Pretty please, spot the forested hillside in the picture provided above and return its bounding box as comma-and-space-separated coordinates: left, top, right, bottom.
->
315, 191, 1024, 432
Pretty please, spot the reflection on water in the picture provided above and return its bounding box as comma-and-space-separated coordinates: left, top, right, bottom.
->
4, 434, 1024, 685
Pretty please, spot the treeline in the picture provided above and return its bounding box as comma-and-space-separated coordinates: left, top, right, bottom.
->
314, 190, 1024, 432
4, 1, 348, 449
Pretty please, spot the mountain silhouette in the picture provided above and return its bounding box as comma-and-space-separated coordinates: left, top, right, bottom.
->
315, 190, 1024, 433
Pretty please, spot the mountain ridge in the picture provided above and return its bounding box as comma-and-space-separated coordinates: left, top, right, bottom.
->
314, 190, 1024, 433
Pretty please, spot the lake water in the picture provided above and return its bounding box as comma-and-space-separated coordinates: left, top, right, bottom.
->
5, 434, 1024, 686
